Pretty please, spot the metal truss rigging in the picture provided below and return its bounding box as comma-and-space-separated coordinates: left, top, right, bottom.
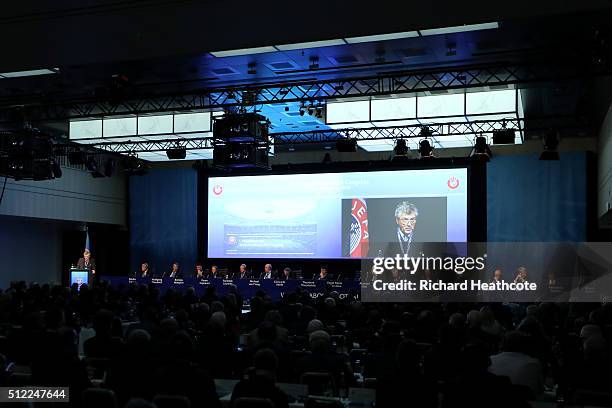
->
89, 118, 524, 153
0, 62, 600, 122
86, 114, 584, 154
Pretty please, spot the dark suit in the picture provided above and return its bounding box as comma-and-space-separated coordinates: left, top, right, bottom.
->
164, 270, 183, 279
77, 257, 96, 272
77, 257, 96, 284
134, 270, 151, 278
234, 271, 251, 279
260, 271, 277, 279
206, 272, 224, 279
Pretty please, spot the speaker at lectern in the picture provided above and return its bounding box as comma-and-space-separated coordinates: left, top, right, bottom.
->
70, 268, 89, 290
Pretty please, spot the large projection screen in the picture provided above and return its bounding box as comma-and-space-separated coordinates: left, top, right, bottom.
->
208, 168, 468, 259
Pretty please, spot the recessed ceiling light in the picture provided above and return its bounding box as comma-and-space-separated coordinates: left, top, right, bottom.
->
0, 68, 59, 78
419, 22, 499, 36
210, 46, 277, 58
275, 39, 346, 51
345, 31, 419, 44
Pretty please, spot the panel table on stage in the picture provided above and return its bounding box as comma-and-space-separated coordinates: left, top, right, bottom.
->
100, 276, 361, 301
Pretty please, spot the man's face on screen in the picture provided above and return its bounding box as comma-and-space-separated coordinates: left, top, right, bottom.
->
265, 264, 272, 273
141, 263, 148, 272
494, 270, 502, 281
240, 265, 246, 273
396, 211, 417, 235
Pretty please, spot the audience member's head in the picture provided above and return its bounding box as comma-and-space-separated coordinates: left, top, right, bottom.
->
306, 319, 325, 334
309, 330, 331, 353
580, 324, 602, 340
210, 311, 227, 328
253, 348, 279, 378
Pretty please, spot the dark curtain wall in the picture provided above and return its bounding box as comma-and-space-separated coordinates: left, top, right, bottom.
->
487, 152, 587, 242
129, 168, 198, 276
0, 215, 63, 288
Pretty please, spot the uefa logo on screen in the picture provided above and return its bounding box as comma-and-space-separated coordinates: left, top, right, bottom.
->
447, 176, 459, 190
213, 184, 223, 195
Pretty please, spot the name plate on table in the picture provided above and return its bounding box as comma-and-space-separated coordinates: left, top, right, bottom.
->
327, 281, 343, 289
248, 279, 261, 287
273, 280, 286, 288
173, 278, 184, 285
301, 280, 316, 288
128, 277, 136, 284
151, 278, 163, 284
199, 279, 210, 286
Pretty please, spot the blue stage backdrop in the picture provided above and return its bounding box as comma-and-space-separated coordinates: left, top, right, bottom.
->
487, 152, 587, 242
129, 168, 198, 276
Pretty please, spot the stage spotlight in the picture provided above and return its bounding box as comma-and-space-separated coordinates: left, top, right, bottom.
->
393, 139, 409, 156
315, 107, 323, 118
123, 154, 148, 176
540, 130, 560, 160
284, 106, 289, 111
308, 107, 314, 116
471, 135, 492, 161
418, 139, 434, 158
166, 145, 187, 160
419, 126, 433, 138
299, 108, 305, 116
492, 128, 516, 145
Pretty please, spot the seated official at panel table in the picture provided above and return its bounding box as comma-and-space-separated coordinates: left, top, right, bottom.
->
260, 264, 277, 279
164, 261, 183, 278
234, 264, 251, 279
136, 262, 152, 278
514, 266, 529, 283
492, 269, 503, 283
316, 266, 334, 280
194, 262, 205, 279
278, 267, 293, 280
206, 265, 225, 279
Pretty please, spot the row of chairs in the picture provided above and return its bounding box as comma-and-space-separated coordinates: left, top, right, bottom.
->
83, 388, 346, 408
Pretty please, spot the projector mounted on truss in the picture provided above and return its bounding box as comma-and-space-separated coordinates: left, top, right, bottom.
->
212, 112, 271, 170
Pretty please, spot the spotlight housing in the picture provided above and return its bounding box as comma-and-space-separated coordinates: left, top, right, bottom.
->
166, 146, 187, 160
393, 139, 409, 156
471, 135, 492, 161
492, 128, 516, 145
418, 138, 434, 158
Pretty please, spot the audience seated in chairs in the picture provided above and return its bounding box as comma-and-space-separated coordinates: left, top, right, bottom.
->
231, 348, 289, 408
2, 279, 612, 408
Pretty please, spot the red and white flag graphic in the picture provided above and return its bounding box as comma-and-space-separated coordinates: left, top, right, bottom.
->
350, 198, 369, 257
